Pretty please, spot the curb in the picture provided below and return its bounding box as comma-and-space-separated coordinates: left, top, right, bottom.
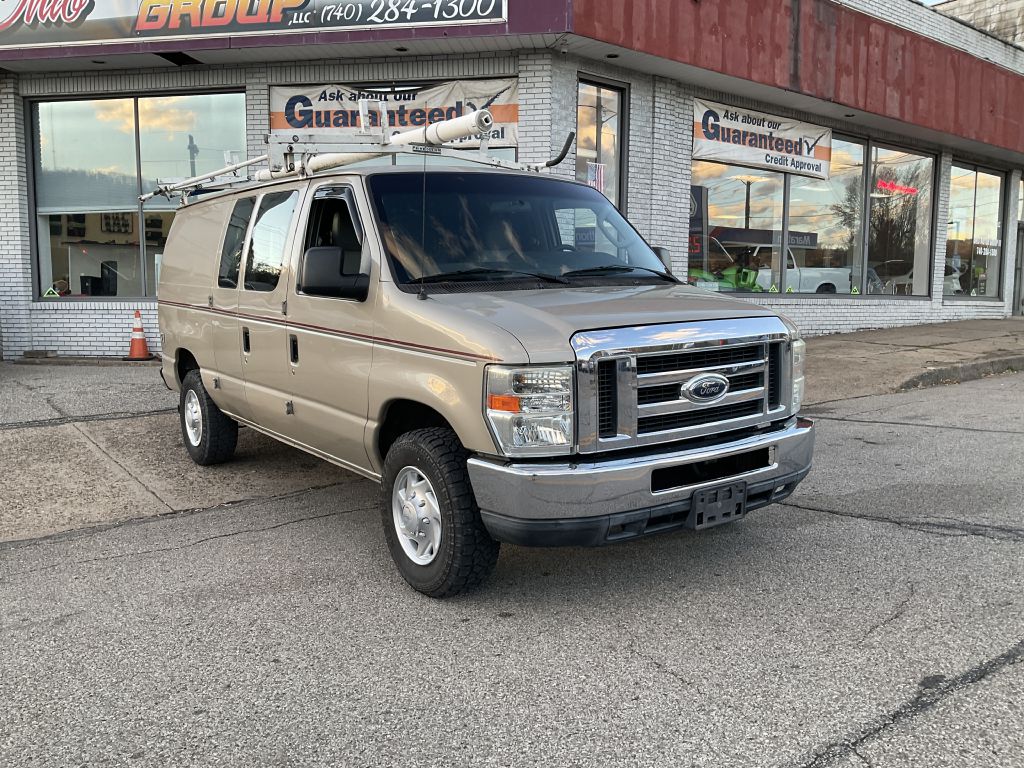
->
899, 355, 1024, 391
13, 356, 162, 367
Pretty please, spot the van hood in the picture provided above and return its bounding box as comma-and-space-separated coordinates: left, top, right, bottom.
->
429, 283, 777, 363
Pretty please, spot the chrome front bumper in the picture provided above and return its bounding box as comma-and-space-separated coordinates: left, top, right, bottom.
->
467, 418, 814, 546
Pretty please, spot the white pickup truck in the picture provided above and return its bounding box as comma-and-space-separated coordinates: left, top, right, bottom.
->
737, 247, 853, 294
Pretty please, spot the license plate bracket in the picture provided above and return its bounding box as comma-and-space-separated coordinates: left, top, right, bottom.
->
689, 482, 748, 530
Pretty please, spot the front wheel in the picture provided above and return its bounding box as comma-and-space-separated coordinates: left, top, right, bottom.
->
381, 428, 499, 597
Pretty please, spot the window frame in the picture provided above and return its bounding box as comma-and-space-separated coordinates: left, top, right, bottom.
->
576, 74, 630, 214
240, 189, 301, 294
944, 161, 1007, 301
217, 196, 257, 291
27, 88, 246, 302
296, 184, 369, 303
861, 139, 938, 300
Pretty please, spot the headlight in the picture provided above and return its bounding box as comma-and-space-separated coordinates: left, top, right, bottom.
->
791, 338, 806, 413
485, 365, 574, 457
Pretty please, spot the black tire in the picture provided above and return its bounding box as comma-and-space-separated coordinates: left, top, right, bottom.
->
179, 369, 238, 466
381, 427, 499, 597
816, 283, 837, 294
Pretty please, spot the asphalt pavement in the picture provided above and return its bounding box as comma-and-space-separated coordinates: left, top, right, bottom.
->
2, 374, 1023, 767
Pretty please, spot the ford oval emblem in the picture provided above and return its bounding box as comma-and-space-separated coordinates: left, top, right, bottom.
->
681, 373, 730, 404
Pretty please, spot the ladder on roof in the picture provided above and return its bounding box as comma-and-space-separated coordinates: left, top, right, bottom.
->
139, 98, 574, 205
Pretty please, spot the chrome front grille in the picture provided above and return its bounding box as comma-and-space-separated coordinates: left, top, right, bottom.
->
634, 344, 764, 375
767, 341, 783, 409
597, 359, 618, 438
573, 318, 793, 454
638, 400, 764, 434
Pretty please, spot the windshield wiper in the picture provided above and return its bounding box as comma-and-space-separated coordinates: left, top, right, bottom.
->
419, 267, 568, 284
562, 264, 678, 282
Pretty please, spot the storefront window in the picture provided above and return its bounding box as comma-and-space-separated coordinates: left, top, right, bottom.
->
788, 138, 865, 294
33, 93, 245, 298
689, 139, 934, 297
576, 81, 623, 208
866, 147, 934, 296
947, 164, 1004, 298
689, 160, 784, 292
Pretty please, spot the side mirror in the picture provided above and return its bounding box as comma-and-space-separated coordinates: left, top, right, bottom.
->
300, 246, 369, 301
652, 246, 672, 275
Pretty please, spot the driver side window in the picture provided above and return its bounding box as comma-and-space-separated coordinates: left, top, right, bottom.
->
297, 191, 365, 299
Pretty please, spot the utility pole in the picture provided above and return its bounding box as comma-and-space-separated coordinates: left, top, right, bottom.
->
744, 180, 751, 230
187, 134, 199, 177
733, 175, 767, 231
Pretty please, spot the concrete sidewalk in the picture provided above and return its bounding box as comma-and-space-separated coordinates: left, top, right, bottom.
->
804, 318, 1024, 406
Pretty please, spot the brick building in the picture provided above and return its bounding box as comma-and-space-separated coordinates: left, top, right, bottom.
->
935, 0, 1024, 45
0, 0, 1022, 358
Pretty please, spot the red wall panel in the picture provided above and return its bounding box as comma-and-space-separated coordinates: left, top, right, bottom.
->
572, 0, 1024, 154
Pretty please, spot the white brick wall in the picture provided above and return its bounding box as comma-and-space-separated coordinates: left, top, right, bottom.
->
648, 78, 692, 278
26, 302, 160, 357
0, 74, 33, 360
0, 49, 1020, 358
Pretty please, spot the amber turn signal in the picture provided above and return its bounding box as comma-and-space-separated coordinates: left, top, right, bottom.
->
487, 394, 521, 412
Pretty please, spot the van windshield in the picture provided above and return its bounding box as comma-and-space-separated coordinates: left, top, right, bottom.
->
366, 172, 670, 289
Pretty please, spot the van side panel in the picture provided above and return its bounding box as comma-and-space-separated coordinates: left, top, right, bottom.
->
157, 200, 234, 402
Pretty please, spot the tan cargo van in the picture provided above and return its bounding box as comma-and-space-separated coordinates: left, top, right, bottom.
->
157, 158, 813, 597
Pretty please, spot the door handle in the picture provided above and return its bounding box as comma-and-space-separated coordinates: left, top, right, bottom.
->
289, 334, 299, 365
242, 327, 250, 354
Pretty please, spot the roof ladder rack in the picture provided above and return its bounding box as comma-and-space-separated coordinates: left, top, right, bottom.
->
140, 99, 575, 205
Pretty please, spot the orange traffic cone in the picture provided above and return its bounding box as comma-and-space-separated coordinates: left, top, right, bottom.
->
124, 310, 156, 361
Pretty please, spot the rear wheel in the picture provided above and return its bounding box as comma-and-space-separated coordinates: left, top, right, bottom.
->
381, 427, 499, 597
179, 369, 238, 466
816, 283, 837, 294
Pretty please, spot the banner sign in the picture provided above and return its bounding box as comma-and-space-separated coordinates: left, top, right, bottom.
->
270, 78, 518, 147
693, 99, 832, 179
0, 0, 507, 49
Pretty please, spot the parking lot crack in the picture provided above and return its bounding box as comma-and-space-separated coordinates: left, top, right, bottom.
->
0, 481, 353, 553
861, 581, 916, 643
0, 506, 371, 581
70, 422, 175, 514
779, 501, 1024, 543
625, 637, 698, 691
0, 407, 177, 431
807, 415, 1024, 436
787, 636, 1024, 768
832, 398, 932, 421
42, 394, 69, 418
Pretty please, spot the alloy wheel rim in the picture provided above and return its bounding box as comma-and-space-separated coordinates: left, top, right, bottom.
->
184, 389, 203, 446
392, 466, 442, 566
